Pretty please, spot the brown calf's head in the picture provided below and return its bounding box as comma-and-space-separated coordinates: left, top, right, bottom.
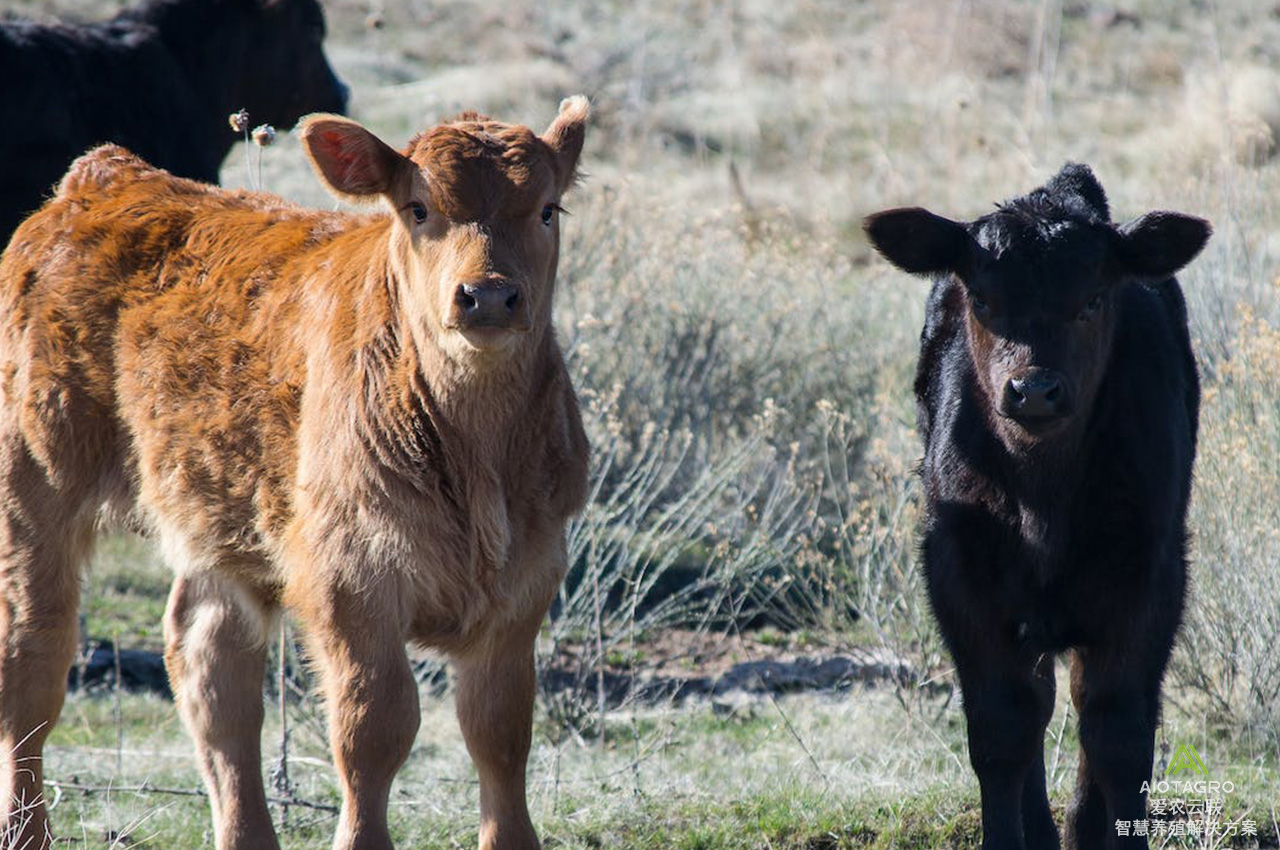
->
301, 97, 588, 364
865, 164, 1210, 444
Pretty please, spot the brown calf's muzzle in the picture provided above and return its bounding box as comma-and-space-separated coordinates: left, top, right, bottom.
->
447, 275, 532, 337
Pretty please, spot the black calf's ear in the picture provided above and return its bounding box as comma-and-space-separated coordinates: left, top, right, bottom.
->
1046, 163, 1110, 221
1116, 212, 1212, 280
863, 207, 971, 276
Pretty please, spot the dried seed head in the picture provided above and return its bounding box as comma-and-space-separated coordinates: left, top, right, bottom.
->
229, 109, 250, 134
252, 124, 276, 147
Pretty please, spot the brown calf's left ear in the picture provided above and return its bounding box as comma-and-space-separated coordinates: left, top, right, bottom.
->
300, 114, 407, 203
542, 95, 589, 193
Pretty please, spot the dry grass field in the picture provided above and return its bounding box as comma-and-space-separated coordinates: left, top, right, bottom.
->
6, 0, 1280, 846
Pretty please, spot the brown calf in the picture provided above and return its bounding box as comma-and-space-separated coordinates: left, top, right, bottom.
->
0, 98, 591, 850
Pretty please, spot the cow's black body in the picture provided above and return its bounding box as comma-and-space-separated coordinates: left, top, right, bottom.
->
0, 0, 348, 245
867, 165, 1209, 850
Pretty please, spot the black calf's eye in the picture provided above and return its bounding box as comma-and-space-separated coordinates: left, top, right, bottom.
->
408, 202, 427, 224
1077, 294, 1103, 321
972, 296, 989, 316
541, 204, 558, 226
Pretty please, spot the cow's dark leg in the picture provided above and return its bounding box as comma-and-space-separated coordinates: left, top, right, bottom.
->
950, 641, 1059, 850
926, 526, 1052, 850
164, 572, 280, 850
1065, 650, 1105, 849
1021, 654, 1060, 850
300, 578, 419, 850
962, 676, 1035, 849
1067, 647, 1161, 850
0, 435, 92, 850
452, 603, 547, 850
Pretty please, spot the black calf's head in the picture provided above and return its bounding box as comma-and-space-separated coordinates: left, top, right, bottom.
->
215, 0, 349, 124
865, 164, 1210, 444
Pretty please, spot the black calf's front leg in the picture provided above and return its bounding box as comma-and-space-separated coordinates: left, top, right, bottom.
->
1021, 654, 1060, 850
956, 650, 1059, 850
1067, 650, 1162, 850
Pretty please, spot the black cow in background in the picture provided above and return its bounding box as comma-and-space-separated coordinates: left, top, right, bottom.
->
0, 0, 348, 245
865, 164, 1209, 850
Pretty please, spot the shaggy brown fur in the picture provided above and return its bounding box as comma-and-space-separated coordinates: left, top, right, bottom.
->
0, 97, 591, 850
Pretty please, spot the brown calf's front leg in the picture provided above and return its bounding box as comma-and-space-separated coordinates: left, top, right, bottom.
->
164, 572, 280, 850
453, 611, 545, 850
0, 439, 92, 850
302, 578, 420, 850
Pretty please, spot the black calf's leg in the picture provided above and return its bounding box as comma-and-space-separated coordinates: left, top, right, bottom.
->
1067, 649, 1160, 850
960, 663, 1050, 850
1021, 654, 1060, 850
1065, 651, 1106, 850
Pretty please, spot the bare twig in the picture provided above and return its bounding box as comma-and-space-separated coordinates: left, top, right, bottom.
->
1048, 698, 1071, 789
728, 619, 830, 793
271, 619, 293, 828
43, 780, 339, 815
113, 631, 123, 777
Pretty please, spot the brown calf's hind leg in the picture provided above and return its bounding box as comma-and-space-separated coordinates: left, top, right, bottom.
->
301, 579, 419, 850
164, 572, 280, 850
0, 442, 92, 850
453, 611, 545, 850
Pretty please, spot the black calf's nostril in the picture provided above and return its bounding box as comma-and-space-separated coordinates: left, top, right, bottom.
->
1005, 374, 1067, 420
505, 291, 520, 312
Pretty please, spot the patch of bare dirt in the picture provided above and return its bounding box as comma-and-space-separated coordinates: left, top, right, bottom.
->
534, 629, 918, 706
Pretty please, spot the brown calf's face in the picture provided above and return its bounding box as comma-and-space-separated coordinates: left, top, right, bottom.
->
302, 98, 587, 364
864, 165, 1211, 447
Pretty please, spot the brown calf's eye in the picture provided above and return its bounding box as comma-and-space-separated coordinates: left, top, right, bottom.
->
408, 202, 427, 224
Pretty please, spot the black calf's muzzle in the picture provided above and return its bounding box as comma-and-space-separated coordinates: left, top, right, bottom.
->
1002, 370, 1071, 422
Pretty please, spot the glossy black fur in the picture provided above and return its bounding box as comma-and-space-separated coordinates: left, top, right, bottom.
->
0, 0, 348, 246
866, 165, 1209, 850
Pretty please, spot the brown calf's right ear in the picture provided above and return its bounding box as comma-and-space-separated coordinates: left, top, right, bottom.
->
542, 95, 589, 194
301, 114, 406, 202
863, 207, 972, 276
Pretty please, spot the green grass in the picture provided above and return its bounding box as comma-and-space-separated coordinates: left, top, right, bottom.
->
37, 683, 1278, 849
81, 535, 169, 653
